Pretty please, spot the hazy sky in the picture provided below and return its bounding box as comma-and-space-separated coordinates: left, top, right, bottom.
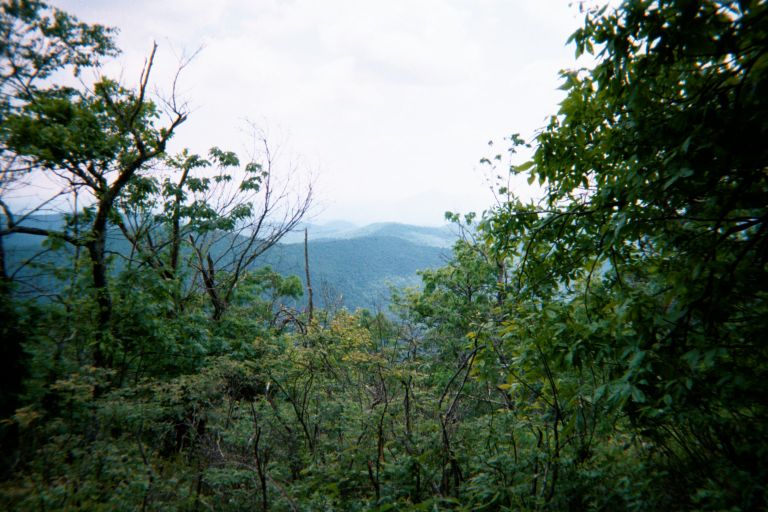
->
52, 0, 589, 226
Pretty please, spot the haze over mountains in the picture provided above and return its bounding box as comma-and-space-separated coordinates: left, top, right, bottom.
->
281, 220, 456, 247
270, 221, 456, 309
3, 217, 457, 311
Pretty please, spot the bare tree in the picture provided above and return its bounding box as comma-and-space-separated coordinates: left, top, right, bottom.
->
189, 131, 313, 320
116, 128, 314, 321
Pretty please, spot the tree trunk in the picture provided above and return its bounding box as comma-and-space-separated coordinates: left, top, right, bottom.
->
304, 228, 313, 324
87, 231, 112, 367
170, 164, 192, 277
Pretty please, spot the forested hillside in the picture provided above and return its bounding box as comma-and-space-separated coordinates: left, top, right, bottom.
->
264, 235, 448, 310
1, 1, 767, 511
3, 216, 450, 310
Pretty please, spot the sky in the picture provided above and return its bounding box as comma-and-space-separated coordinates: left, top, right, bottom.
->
51, 0, 590, 226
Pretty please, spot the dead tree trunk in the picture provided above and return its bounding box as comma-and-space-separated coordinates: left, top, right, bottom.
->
304, 228, 314, 324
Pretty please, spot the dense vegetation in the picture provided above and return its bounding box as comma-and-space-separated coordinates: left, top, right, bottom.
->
1, 0, 766, 510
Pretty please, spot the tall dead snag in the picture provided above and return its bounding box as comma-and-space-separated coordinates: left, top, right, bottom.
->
181, 131, 313, 321
304, 227, 314, 324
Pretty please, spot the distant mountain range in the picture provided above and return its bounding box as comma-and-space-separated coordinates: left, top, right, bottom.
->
265, 232, 452, 310
3, 217, 457, 310
281, 221, 456, 248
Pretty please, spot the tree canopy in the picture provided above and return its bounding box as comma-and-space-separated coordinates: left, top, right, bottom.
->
1, 1, 766, 510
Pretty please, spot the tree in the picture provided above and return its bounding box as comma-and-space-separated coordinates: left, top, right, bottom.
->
1, 43, 188, 367
481, 0, 768, 508
0, 0, 117, 278
116, 130, 313, 322
0, 1, 193, 367
0, 0, 120, 428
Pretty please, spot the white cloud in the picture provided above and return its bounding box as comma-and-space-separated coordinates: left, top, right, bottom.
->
51, 0, 586, 225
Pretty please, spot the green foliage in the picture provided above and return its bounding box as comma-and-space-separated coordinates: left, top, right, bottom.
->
473, 0, 768, 509
3, 1, 766, 511
4, 81, 159, 169
0, 0, 118, 100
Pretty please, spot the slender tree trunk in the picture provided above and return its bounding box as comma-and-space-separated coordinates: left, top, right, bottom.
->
87, 231, 112, 367
205, 254, 227, 321
304, 228, 313, 324
496, 259, 507, 306
88, 174, 133, 366
170, 164, 192, 277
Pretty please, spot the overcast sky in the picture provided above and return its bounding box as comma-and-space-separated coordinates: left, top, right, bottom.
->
53, 0, 589, 226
